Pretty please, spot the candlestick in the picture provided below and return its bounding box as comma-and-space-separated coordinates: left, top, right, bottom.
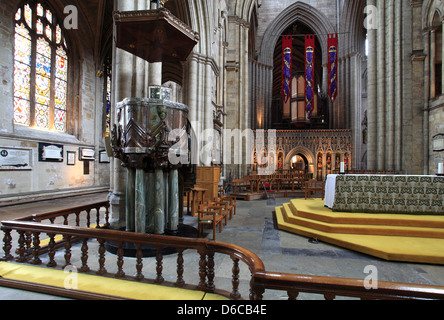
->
439, 163, 444, 175
340, 162, 345, 174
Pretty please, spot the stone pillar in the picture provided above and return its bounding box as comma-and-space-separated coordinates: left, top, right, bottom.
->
109, 0, 138, 229
376, 0, 386, 171
386, 0, 395, 171
431, 29, 436, 99
367, 0, 377, 171
167, 169, 179, 234
134, 169, 148, 233
394, 0, 402, 172
126, 168, 136, 232
153, 169, 165, 235
441, 20, 444, 96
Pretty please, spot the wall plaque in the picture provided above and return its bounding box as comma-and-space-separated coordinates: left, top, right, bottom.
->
0, 147, 32, 170
38, 143, 64, 162
79, 147, 95, 161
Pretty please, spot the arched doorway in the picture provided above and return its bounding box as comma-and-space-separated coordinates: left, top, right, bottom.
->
284, 146, 316, 180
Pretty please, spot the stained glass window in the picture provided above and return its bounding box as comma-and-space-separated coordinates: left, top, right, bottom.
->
13, 2, 69, 132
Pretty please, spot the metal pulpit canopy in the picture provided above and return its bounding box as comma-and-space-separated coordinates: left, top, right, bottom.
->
113, 8, 200, 63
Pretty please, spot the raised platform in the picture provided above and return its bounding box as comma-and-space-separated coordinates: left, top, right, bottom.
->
275, 199, 444, 265
230, 190, 305, 201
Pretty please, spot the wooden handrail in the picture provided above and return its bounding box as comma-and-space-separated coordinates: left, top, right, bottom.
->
1, 219, 265, 300
252, 271, 444, 300
3, 205, 444, 300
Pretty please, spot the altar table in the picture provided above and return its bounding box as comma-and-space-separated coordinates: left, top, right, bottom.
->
324, 174, 444, 215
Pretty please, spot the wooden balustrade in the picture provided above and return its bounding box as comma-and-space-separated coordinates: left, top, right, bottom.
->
17, 201, 110, 229
1, 220, 265, 300
2, 198, 444, 300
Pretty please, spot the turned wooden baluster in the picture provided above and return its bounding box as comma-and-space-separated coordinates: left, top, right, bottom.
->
198, 250, 207, 291
249, 277, 265, 300
324, 293, 336, 300
47, 233, 57, 267
63, 214, 69, 225
86, 209, 91, 228
96, 238, 107, 275
80, 238, 90, 272
75, 212, 80, 226
135, 244, 144, 281
206, 249, 215, 293
63, 235, 72, 268
155, 247, 164, 284
31, 232, 42, 265
16, 230, 27, 263
104, 206, 110, 228
287, 290, 299, 300
230, 257, 241, 300
95, 207, 101, 228
25, 231, 32, 257
175, 249, 185, 288
115, 242, 125, 278
1, 228, 13, 261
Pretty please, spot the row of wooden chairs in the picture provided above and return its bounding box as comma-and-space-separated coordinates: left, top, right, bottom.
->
232, 171, 308, 194
197, 194, 237, 241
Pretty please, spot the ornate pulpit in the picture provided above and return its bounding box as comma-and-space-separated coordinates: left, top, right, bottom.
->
111, 3, 199, 237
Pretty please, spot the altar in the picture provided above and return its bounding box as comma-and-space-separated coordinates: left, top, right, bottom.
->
325, 174, 444, 215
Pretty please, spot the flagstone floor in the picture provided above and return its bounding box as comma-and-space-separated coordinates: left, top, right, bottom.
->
1, 196, 444, 300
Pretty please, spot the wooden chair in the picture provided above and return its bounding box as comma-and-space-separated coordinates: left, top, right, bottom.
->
197, 205, 224, 240
305, 179, 325, 200
218, 195, 237, 220
210, 201, 229, 225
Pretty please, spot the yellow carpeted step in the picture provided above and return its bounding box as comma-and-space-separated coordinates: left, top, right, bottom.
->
289, 199, 444, 228
275, 203, 444, 265
0, 262, 229, 300
280, 201, 444, 239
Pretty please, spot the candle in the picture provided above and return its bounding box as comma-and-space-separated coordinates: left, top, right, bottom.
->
340, 162, 345, 174
439, 163, 444, 175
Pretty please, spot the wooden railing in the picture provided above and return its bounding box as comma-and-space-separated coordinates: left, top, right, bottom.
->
1, 220, 264, 300
2, 201, 444, 300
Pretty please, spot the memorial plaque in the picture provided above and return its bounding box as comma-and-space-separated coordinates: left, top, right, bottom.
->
38, 143, 64, 162
0, 147, 32, 170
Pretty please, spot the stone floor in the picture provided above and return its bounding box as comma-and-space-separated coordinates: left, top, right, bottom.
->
1, 196, 444, 300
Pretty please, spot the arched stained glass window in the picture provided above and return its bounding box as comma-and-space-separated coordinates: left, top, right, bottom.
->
13, 2, 69, 132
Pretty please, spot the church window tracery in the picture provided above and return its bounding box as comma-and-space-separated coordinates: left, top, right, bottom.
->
13, 2, 69, 132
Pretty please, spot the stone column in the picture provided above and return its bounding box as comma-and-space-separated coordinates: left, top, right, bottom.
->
135, 169, 147, 233
386, 0, 395, 171
367, 0, 377, 171
109, 0, 138, 229
126, 168, 136, 232
167, 169, 179, 234
376, 0, 386, 171
431, 29, 436, 99
153, 169, 165, 234
394, 0, 402, 172
442, 20, 444, 96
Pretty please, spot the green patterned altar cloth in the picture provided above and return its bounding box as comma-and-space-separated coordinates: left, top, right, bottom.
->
332, 175, 444, 215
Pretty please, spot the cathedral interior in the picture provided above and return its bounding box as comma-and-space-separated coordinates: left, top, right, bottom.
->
0, 0, 444, 302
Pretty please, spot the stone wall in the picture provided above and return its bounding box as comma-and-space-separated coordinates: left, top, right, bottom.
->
0, 1, 110, 202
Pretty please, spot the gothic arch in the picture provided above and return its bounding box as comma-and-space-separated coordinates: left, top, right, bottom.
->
257, 1, 336, 67
339, 0, 367, 56
284, 146, 316, 178
423, 0, 444, 29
